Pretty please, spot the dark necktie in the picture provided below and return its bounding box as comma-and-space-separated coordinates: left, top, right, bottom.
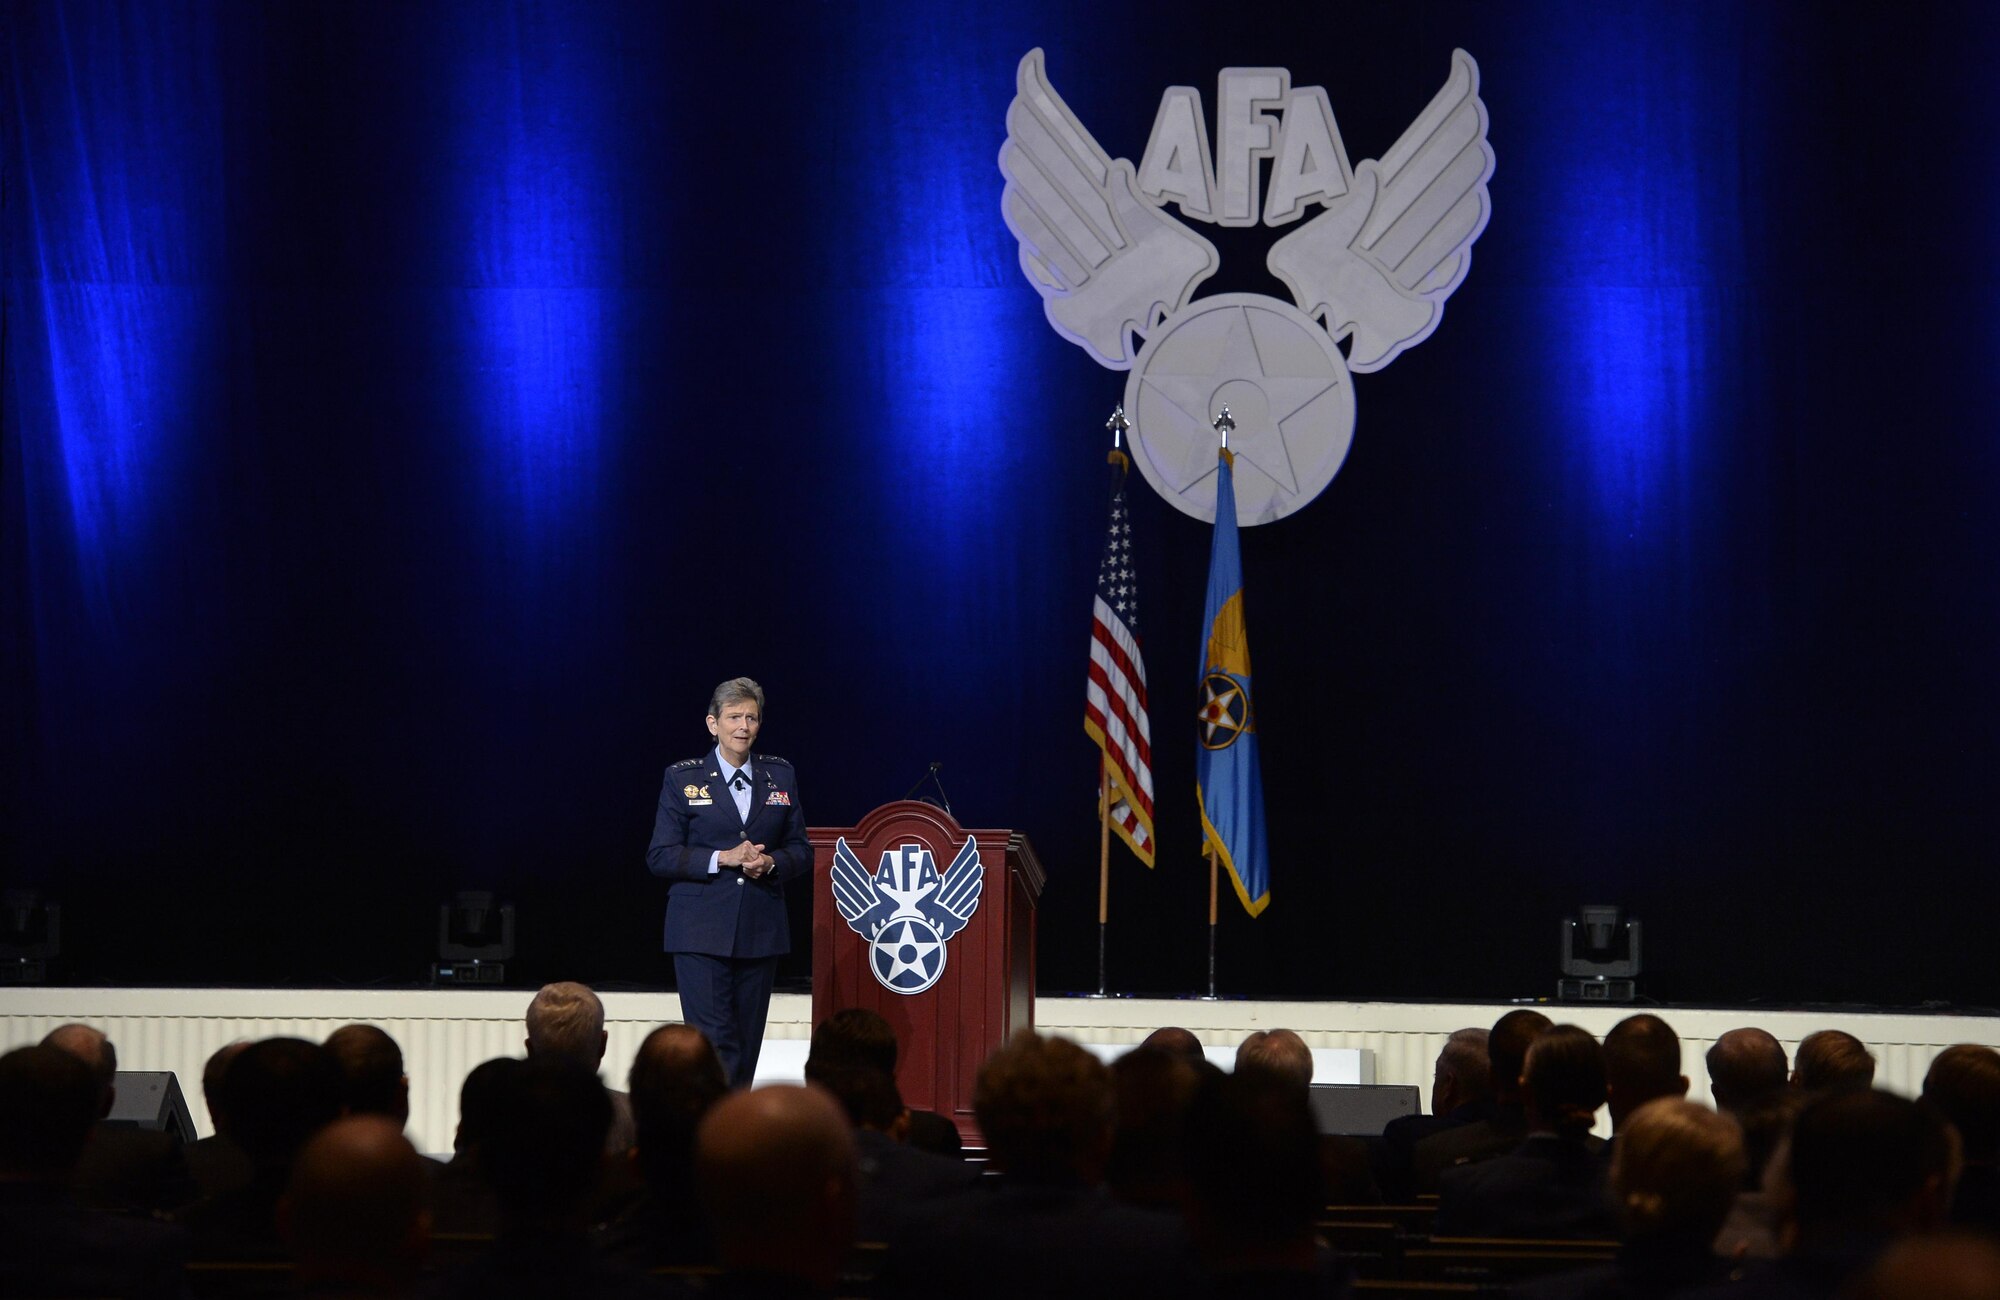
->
730, 771, 749, 791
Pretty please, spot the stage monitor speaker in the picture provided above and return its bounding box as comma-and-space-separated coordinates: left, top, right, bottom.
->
107, 1071, 197, 1146
1309, 1083, 1420, 1136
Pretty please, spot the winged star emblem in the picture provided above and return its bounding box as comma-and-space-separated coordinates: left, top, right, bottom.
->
1000, 47, 1492, 526
831, 836, 983, 995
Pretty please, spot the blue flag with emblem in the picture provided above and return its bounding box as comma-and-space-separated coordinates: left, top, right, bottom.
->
1196, 449, 1270, 917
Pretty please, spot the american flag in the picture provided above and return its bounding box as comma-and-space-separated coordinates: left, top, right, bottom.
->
1085, 452, 1156, 866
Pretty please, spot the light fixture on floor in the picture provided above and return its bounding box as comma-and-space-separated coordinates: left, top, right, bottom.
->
1559, 903, 1639, 1002
432, 890, 513, 985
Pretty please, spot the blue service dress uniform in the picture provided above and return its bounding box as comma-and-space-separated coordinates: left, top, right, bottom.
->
645, 750, 811, 1086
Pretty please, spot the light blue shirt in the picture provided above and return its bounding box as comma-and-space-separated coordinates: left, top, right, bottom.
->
706, 748, 753, 874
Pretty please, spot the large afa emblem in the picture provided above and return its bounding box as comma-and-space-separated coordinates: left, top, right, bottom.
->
831, 837, 984, 995
1000, 48, 1493, 525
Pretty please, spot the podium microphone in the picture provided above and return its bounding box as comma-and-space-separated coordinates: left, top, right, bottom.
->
898, 761, 953, 816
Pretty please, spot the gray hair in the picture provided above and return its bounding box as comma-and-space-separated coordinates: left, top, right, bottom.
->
708, 677, 765, 719
526, 982, 606, 1064
1438, 1028, 1493, 1097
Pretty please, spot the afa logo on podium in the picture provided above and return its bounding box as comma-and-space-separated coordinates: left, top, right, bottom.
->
831, 837, 985, 994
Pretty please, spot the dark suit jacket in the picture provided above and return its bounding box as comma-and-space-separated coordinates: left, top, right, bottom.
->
1375, 1099, 1490, 1201
853, 1127, 983, 1241
185, 1132, 253, 1201
1434, 1133, 1614, 1240
881, 1176, 1196, 1300
646, 751, 811, 959
1412, 1101, 1529, 1193
0, 1181, 187, 1300
71, 1119, 194, 1213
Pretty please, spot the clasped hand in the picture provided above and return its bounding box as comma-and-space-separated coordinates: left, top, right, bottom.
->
719, 840, 775, 878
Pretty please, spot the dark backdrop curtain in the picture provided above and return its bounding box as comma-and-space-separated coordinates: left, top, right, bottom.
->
5, 1, 1999, 1003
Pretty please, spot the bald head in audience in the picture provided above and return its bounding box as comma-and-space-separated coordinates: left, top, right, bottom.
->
1142, 1026, 1205, 1064
1793, 1029, 1875, 1094
324, 1024, 409, 1125
1234, 1029, 1312, 1091
696, 1085, 857, 1289
41, 1023, 116, 1117
1706, 1028, 1788, 1114
280, 1116, 429, 1288
1603, 1013, 1688, 1131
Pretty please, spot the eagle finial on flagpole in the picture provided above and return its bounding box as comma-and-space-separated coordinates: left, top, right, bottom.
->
1213, 405, 1235, 450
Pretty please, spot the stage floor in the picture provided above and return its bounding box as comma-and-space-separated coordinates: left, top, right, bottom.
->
5, 986, 1995, 1155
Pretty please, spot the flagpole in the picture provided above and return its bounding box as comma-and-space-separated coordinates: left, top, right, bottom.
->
1200, 407, 1236, 1003
1205, 845, 1219, 1000
1087, 402, 1133, 1002
1097, 755, 1111, 997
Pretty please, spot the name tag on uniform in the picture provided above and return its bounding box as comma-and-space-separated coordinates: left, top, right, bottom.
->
765, 790, 791, 806
688, 798, 713, 806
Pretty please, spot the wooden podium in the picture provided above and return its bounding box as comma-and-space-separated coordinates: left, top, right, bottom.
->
810, 801, 1043, 1141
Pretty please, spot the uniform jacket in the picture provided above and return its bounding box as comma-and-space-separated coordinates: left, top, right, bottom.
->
646, 752, 811, 959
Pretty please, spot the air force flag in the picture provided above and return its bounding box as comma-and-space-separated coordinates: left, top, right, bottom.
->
1196, 448, 1271, 916
831, 836, 984, 994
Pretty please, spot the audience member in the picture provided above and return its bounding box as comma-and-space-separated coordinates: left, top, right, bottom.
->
42, 1020, 193, 1214
1185, 1067, 1352, 1297
1143, 1025, 1208, 1064
596, 1023, 729, 1266
325, 1024, 411, 1123
1235, 1028, 1313, 1089
1230, 1029, 1381, 1200
433, 1055, 657, 1300
698, 1084, 858, 1297
186, 1039, 254, 1199
526, 982, 636, 1156
1106, 1044, 1212, 1212
1378, 1028, 1491, 1201
279, 1115, 430, 1296
0, 1044, 187, 1299
881, 1031, 1193, 1300
1846, 1229, 2000, 1300
1601, 1014, 1688, 1135
1413, 1008, 1553, 1192
806, 1061, 979, 1240
1792, 1029, 1874, 1094
1713, 1087, 1804, 1260
1435, 1023, 1615, 1240
1518, 1098, 1744, 1299
1683, 1087, 1959, 1300
178, 1036, 345, 1259
1923, 1044, 2000, 1233
1706, 1028, 1789, 1115
809, 1007, 962, 1158
431, 1055, 518, 1236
